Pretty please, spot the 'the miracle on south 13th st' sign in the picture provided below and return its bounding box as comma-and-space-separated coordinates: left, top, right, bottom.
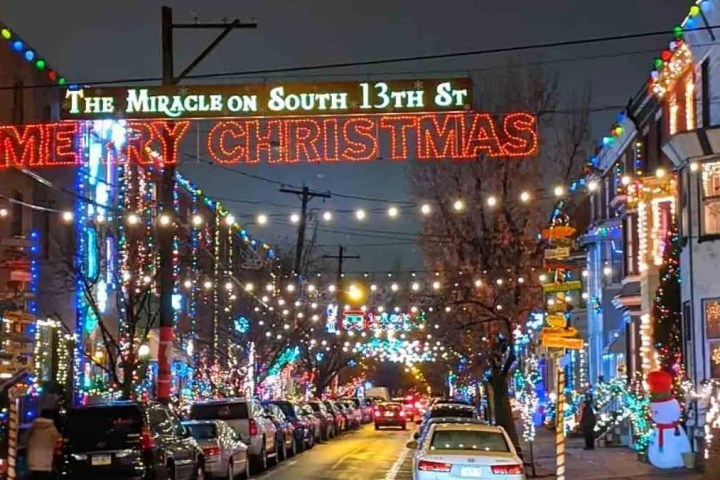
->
61, 79, 473, 119
0, 113, 538, 167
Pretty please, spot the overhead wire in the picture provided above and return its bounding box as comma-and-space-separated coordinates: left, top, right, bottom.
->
2, 24, 719, 91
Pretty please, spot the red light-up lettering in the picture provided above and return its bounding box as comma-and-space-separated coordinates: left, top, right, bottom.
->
0, 112, 538, 169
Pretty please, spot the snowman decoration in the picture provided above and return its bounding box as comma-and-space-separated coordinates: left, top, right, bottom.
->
646, 370, 691, 469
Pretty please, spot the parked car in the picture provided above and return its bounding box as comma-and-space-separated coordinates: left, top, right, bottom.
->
300, 404, 325, 442
359, 399, 375, 424
269, 400, 315, 451
261, 402, 296, 461
190, 398, 278, 473
374, 402, 407, 430
342, 398, 367, 424
337, 401, 361, 429
183, 420, 250, 479
56, 401, 204, 480
422, 403, 479, 425
323, 400, 346, 434
407, 423, 525, 479
307, 401, 335, 440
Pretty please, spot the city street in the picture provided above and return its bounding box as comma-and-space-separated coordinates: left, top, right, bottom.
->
256, 425, 413, 480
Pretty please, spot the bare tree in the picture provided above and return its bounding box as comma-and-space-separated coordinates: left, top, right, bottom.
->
409, 63, 590, 448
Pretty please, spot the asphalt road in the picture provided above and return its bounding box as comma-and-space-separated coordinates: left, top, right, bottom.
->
254, 424, 414, 480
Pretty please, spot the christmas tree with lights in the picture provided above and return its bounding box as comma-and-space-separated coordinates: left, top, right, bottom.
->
652, 224, 683, 378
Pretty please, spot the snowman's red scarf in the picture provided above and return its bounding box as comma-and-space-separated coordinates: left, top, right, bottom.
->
652, 398, 680, 452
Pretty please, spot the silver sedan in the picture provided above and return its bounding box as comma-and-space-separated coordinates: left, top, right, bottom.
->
184, 419, 250, 479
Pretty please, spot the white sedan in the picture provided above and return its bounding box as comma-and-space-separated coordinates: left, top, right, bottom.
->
407, 423, 525, 479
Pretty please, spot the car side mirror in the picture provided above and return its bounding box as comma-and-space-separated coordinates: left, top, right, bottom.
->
406, 441, 419, 450
413, 432, 420, 440
415, 419, 422, 425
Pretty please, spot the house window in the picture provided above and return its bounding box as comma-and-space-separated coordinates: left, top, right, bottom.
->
701, 161, 720, 235
669, 93, 679, 135
702, 58, 711, 127
705, 298, 720, 339
686, 77, 696, 130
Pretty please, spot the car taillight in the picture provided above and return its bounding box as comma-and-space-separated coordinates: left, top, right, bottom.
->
249, 419, 258, 436
53, 437, 63, 459
140, 428, 155, 451
491, 464, 523, 474
374, 410, 382, 418
203, 446, 221, 457
398, 411, 406, 417
418, 460, 452, 472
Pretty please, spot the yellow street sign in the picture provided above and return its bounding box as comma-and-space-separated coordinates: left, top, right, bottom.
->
542, 281, 582, 293
546, 314, 568, 328
541, 326, 579, 338
541, 335, 584, 350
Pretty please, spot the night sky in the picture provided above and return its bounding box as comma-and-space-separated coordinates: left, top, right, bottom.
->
1, 0, 688, 273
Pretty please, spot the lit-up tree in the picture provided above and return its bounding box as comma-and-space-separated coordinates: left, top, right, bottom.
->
652, 223, 683, 377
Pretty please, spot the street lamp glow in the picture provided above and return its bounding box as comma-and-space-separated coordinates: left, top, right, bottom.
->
307, 284, 316, 292
587, 179, 599, 192
244, 282, 254, 292
486, 196, 497, 207
539, 273, 548, 283
432, 281, 441, 290
411, 282, 420, 291
391, 283, 399, 292
387, 206, 399, 218
474, 279, 482, 288
203, 280, 213, 290
328, 284, 337, 293
61, 211, 74, 223
290, 213, 300, 224
287, 284, 296, 293
127, 213, 140, 225
690, 161, 700, 172
159, 213, 171, 226
257, 214, 268, 225
322, 211, 333, 222
656, 168, 666, 178
453, 199, 465, 212
355, 209, 366, 221
348, 284, 364, 301
554, 185, 565, 197
520, 191, 531, 203
370, 284, 377, 292
420, 203, 432, 215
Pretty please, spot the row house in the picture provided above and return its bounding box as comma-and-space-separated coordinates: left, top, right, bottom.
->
579, 0, 720, 387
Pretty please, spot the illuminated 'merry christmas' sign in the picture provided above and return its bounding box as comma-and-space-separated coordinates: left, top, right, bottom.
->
0, 79, 539, 168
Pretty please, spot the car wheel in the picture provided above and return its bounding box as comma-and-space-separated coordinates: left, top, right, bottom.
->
374, 424, 379, 430
402, 424, 407, 431
291, 436, 297, 456
166, 462, 177, 480
241, 457, 251, 480
193, 460, 205, 480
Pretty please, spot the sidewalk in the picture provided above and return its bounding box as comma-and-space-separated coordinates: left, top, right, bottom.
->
523, 426, 702, 479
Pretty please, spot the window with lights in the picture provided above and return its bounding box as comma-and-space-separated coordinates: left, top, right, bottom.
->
701, 162, 720, 236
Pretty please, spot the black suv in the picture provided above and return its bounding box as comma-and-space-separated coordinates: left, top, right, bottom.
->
56, 401, 204, 480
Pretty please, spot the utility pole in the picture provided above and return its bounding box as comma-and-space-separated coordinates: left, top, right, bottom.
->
279, 185, 331, 279
157, 6, 256, 402
322, 245, 359, 308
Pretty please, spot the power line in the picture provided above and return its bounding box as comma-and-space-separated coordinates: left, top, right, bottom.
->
1, 25, 717, 91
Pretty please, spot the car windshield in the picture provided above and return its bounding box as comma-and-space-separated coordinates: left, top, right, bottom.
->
185, 423, 217, 440
191, 403, 248, 420
429, 407, 474, 418
381, 403, 402, 411
430, 430, 510, 452
65, 406, 143, 451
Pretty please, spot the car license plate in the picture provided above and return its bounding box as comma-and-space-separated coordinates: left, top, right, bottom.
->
460, 466, 483, 477
385, 412, 395, 417
91, 454, 112, 466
